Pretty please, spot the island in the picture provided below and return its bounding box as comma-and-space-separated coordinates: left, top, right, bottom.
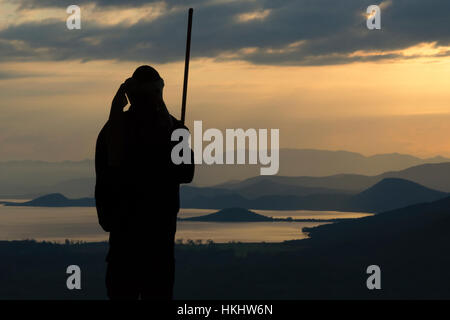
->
177, 207, 345, 223
0, 193, 95, 207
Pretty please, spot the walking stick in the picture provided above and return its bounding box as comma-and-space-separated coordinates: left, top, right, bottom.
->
181, 8, 193, 125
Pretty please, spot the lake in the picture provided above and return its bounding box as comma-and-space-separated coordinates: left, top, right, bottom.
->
0, 201, 371, 243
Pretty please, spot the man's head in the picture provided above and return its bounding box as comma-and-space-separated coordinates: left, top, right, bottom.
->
126, 65, 164, 106
132, 65, 161, 83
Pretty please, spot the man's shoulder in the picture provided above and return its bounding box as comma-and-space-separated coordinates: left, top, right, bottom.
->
170, 115, 181, 125
97, 120, 111, 144
99, 121, 110, 134
170, 115, 189, 131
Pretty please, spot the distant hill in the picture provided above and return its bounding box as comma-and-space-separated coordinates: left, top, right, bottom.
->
350, 178, 447, 212
180, 208, 273, 222
378, 162, 450, 192
182, 178, 449, 212
1, 193, 95, 207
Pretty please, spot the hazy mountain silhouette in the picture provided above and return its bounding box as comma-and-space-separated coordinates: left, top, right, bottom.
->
378, 162, 450, 192
1, 150, 448, 197
181, 178, 448, 212
218, 162, 450, 193
350, 178, 447, 212
1, 193, 94, 207
192, 149, 449, 186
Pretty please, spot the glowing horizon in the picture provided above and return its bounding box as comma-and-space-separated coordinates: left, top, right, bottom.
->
1, 0, 450, 161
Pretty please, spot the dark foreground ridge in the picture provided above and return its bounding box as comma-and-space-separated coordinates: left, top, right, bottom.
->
1, 196, 450, 299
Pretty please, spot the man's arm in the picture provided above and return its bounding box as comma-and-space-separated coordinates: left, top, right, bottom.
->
95, 123, 114, 232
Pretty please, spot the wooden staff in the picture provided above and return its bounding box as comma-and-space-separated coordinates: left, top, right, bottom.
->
181, 8, 193, 125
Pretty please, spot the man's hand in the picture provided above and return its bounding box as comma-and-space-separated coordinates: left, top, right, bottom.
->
109, 81, 129, 120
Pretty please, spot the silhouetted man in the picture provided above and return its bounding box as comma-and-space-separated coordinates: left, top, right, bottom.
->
95, 66, 194, 300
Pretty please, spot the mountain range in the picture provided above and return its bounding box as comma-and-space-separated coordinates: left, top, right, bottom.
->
1, 149, 449, 198
6, 177, 448, 214
216, 162, 450, 193
193, 149, 449, 186
181, 178, 448, 212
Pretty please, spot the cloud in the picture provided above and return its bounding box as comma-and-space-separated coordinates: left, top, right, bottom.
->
0, 71, 25, 79
1, 0, 450, 66
0, 70, 50, 79
13, 0, 206, 10
236, 9, 271, 23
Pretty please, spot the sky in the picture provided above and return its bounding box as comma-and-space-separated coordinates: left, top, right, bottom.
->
1, 0, 450, 161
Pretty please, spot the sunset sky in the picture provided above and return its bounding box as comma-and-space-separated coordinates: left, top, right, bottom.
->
1, 0, 450, 161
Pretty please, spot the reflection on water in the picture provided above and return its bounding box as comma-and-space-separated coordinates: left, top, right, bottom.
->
0, 203, 371, 243
0, 205, 106, 242
176, 221, 327, 243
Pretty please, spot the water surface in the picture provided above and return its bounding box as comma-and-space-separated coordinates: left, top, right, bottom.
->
0, 202, 371, 243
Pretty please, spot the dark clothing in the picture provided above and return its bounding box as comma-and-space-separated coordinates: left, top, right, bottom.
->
95, 108, 194, 300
